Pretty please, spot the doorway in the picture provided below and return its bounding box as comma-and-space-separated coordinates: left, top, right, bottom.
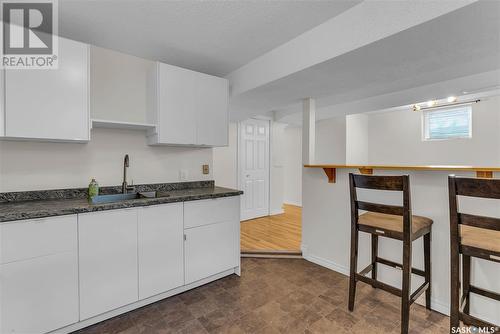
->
238, 118, 270, 221
238, 119, 302, 256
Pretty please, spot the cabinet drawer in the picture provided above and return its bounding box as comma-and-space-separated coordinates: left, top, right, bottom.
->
184, 196, 239, 229
0, 215, 77, 264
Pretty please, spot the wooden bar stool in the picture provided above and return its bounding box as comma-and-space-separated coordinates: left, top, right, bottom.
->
348, 173, 433, 334
448, 176, 500, 331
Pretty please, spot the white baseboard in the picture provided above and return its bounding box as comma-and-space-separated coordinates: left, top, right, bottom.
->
430, 299, 450, 316
301, 248, 349, 276
283, 201, 302, 207
270, 209, 285, 215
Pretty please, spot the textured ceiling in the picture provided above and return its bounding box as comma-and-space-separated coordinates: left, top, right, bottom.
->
59, 0, 360, 76
229, 1, 500, 120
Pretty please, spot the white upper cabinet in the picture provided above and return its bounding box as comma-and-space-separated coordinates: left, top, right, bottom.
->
0, 69, 4, 137
3, 37, 89, 142
147, 62, 228, 146
154, 63, 197, 145
195, 72, 229, 146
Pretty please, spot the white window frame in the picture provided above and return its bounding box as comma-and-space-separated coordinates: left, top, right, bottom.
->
421, 105, 472, 141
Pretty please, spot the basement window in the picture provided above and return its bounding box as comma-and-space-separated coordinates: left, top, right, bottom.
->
422, 106, 472, 141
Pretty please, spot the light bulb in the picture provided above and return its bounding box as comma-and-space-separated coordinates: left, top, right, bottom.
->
426, 100, 436, 107
447, 96, 457, 103
413, 104, 421, 111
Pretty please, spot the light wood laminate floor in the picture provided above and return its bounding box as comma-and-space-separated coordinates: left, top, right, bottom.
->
240, 204, 301, 252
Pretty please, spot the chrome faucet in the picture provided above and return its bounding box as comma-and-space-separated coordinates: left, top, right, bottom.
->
122, 154, 135, 194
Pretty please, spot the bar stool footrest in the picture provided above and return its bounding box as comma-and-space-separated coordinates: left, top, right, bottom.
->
359, 263, 374, 276
355, 273, 402, 297
470, 285, 500, 302
376, 257, 426, 277
409, 282, 430, 305
460, 312, 498, 329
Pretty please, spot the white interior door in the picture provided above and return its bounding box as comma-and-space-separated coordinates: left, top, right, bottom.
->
239, 119, 270, 220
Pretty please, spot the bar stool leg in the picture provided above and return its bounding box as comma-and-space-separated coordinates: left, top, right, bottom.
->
401, 239, 412, 334
450, 244, 461, 332
348, 225, 359, 311
424, 233, 432, 310
462, 255, 471, 318
371, 234, 378, 287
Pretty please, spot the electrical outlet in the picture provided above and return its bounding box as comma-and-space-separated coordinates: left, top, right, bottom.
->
179, 170, 189, 181
202, 164, 209, 174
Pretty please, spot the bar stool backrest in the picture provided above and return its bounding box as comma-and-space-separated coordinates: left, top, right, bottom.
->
349, 173, 412, 238
448, 176, 500, 236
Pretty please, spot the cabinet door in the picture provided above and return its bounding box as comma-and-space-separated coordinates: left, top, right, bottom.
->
157, 63, 197, 145
0, 252, 79, 334
78, 209, 138, 320
184, 221, 238, 284
0, 69, 4, 137
4, 37, 89, 141
195, 73, 228, 146
138, 203, 184, 299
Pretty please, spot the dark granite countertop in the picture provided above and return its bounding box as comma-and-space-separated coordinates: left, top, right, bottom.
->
0, 182, 242, 223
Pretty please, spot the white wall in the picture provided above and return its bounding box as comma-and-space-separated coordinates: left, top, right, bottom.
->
0, 128, 212, 192
283, 126, 302, 206
346, 113, 369, 164
270, 122, 287, 214
347, 96, 500, 165
315, 116, 346, 164
0, 47, 213, 192
213, 122, 238, 189
91, 46, 153, 124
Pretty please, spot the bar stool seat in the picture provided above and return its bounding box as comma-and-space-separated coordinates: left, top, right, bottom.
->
460, 225, 500, 253
358, 212, 433, 239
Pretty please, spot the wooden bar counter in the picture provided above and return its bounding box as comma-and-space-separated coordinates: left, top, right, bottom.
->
304, 164, 500, 183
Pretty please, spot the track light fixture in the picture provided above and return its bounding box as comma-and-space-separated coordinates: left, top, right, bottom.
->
412, 98, 480, 112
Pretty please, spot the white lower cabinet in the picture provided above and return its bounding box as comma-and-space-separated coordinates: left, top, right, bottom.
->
138, 203, 184, 299
0, 216, 79, 334
1, 253, 79, 334
0, 196, 240, 333
78, 209, 139, 320
184, 220, 238, 284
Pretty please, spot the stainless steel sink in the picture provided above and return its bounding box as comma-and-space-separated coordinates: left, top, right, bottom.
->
90, 191, 171, 204
90, 193, 141, 204
138, 191, 171, 199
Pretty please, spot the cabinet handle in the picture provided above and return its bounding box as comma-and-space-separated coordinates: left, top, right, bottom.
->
184, 234, 187, 241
